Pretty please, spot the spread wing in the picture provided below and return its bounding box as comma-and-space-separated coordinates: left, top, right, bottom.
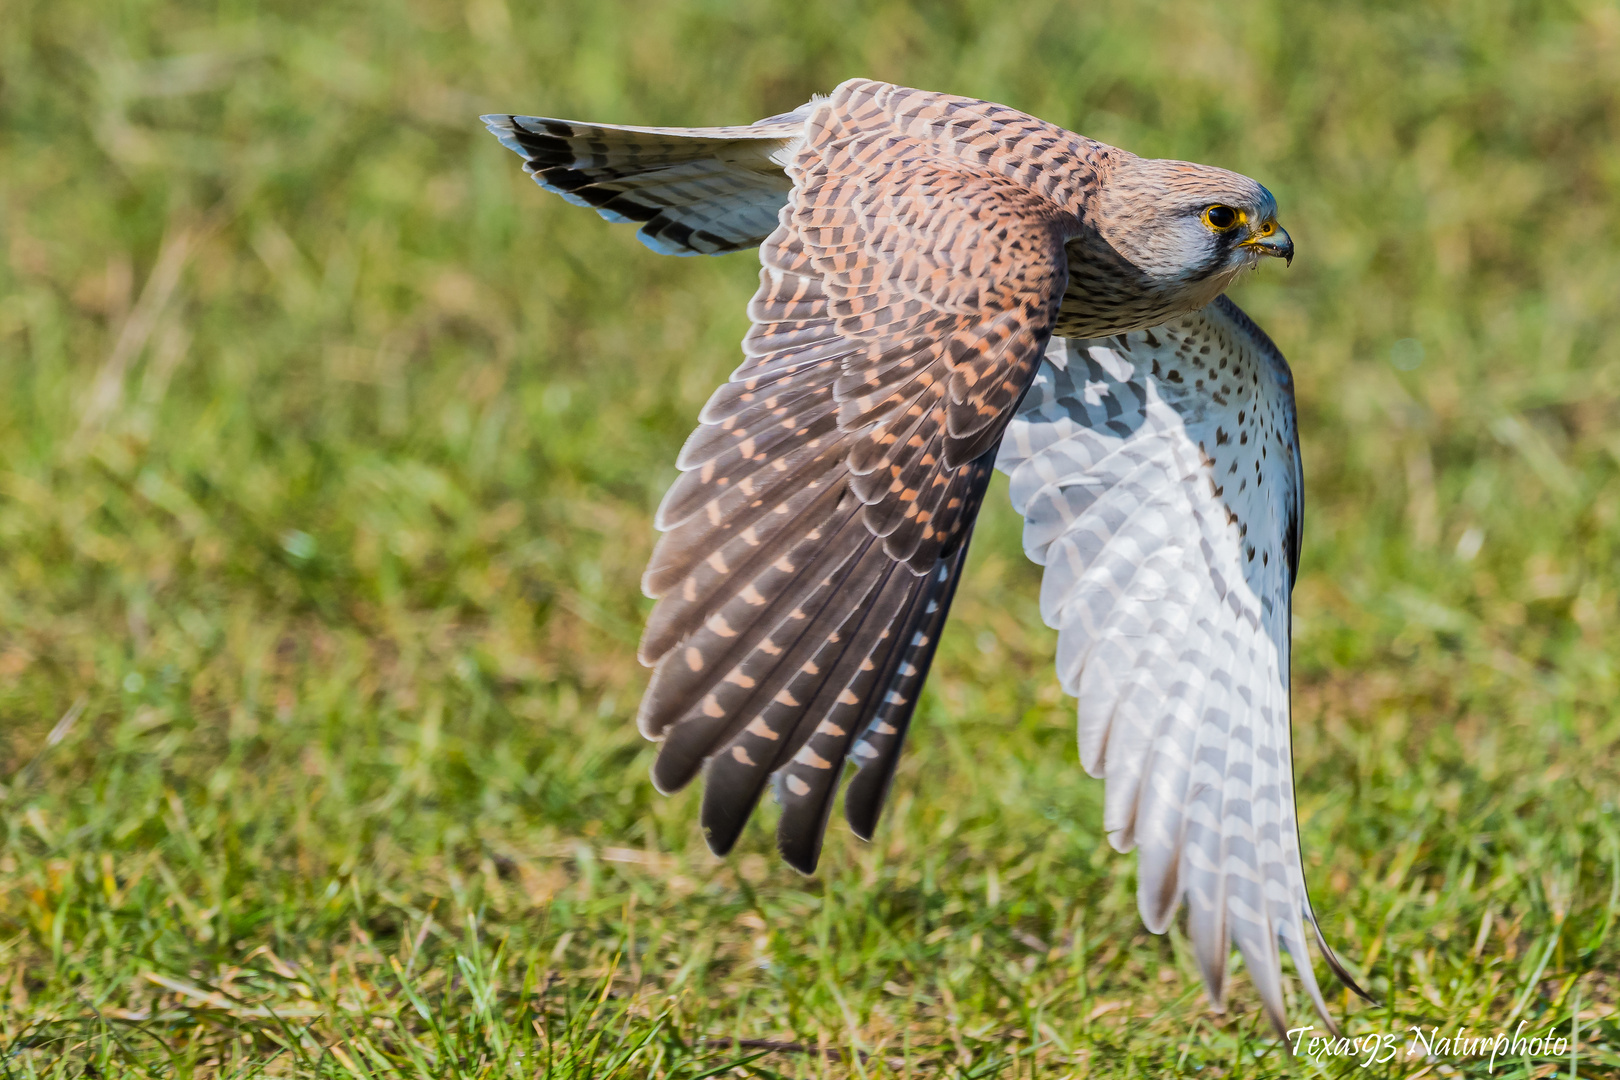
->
635, 79, 1099, 872
480, 108, 808, 254
997, 295, 1366, 1035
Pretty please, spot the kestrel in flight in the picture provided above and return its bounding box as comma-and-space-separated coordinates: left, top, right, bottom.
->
484, 78, 1367, 1036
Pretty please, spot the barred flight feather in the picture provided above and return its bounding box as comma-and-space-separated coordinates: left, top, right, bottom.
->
999, 296, 1369, 1035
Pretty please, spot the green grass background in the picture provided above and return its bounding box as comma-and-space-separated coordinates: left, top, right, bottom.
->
3, 0, 1619, 1075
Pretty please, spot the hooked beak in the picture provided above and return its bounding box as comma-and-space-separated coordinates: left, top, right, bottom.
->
1242, 219, 1294, 266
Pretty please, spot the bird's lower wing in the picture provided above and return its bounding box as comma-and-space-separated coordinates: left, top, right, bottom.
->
635, 79, 1097, 872
998, 295, 1366, 1035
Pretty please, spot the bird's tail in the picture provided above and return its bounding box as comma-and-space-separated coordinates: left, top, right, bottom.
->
481, 107, 808, 255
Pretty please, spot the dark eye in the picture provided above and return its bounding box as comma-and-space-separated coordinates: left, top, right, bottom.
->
1202, 204, 1241, 231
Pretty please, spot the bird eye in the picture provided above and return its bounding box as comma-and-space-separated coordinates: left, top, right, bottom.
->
1202, 204, 1241, 231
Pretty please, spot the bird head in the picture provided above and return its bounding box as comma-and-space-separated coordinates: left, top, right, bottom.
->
1094, 155, 1293, 302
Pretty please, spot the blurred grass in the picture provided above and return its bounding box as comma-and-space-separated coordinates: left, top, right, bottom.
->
2, 0, 1620, 1075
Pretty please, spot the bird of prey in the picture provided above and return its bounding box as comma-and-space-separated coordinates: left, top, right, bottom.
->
483, 78, 1367, 1036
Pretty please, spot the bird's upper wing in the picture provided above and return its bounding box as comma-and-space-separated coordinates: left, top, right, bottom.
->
480, 108, 809, 255
636, 78, 1102, 872
997, 295, 1363, 1034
